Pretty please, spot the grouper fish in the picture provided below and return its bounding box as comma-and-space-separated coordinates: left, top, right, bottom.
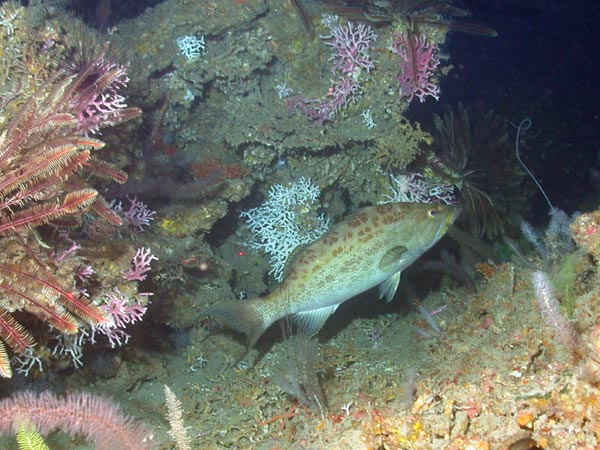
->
206, 201, 458, 348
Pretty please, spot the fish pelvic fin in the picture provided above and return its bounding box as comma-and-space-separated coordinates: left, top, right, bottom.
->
378, 271, 402, 303
204, 299, 268, 349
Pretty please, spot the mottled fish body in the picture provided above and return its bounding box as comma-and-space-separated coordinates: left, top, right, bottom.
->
205, 202, 457, 348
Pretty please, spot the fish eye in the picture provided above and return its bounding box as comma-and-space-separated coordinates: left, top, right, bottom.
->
428, 209, 438, 217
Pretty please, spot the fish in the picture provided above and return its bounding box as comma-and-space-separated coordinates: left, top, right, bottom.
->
205, 201, 458, 349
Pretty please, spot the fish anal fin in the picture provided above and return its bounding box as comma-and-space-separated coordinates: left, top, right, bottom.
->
378, 271, 402, 303
291, 305, 339, 337
379, 245, 408, 271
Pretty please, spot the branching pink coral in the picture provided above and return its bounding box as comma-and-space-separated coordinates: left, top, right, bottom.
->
0, 390, 154, 449
391, 32, 440, 104
68, 47, 140, 135
326, 21, 377, 76
93, 290, 149, 347
123, 247, 158, 281
288, 19, 376, 124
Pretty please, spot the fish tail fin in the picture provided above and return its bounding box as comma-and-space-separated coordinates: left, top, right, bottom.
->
204, 299, 269, 349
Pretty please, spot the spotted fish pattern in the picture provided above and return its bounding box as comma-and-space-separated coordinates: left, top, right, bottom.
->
205, 201, 458, 348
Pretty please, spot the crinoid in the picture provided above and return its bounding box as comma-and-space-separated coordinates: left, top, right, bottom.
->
0, 40, 141, 377
425, 103, 522, 238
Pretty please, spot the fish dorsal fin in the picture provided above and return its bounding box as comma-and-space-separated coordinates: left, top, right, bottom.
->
378, 245, 408, 271
282, 243, 309, 280
378, 271, 402, 303
337, 209, 363, 224
291, 305, 339, 337
334, 208, 372, 229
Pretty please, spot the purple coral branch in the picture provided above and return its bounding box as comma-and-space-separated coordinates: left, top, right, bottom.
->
326, 21, 377, 76
93, 291, 149, 348
71, 61, 138, 135
75, 264, 94, 282
289, 20, 376, 124
103, 292, 147, 328
54, 237, 81, 262
113, 196, 156, 232
123, 247, 157, 281
391, 32, 440, 104
287, 77, 361, 125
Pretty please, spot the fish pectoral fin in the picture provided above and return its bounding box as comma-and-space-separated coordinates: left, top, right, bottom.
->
292, 305, 339, 337
379, 245, 408, 271
378, 271, 402, 303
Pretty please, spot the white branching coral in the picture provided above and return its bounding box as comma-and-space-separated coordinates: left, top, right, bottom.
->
381, 173, 454, 205
164, 385, 191, 450
176, 35, 205, 61
240, 177, 329, 281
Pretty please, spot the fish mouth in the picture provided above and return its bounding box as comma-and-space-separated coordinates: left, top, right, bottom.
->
448, 206, 461, 225
436, 206, 459, 240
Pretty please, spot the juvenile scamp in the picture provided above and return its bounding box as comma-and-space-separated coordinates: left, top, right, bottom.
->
205, 202, 458, 348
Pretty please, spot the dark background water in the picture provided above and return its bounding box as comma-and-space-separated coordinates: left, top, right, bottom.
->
430, 0, 600, 217
14, 0, 599, 218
